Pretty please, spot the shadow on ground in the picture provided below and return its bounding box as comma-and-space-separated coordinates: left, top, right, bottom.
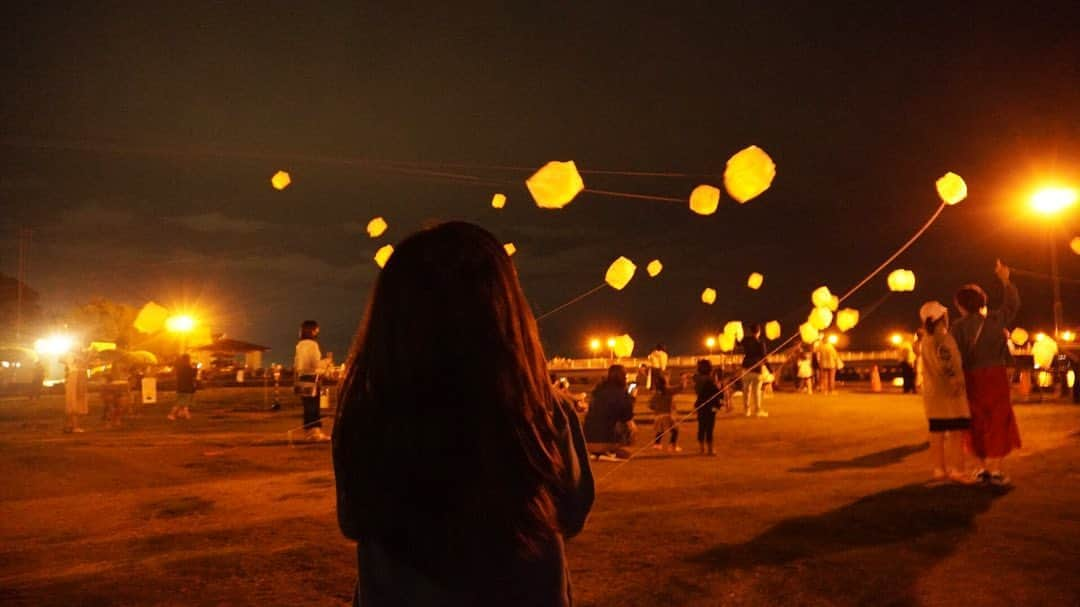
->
788, 442, 928, 473
687, 482, 1009, 605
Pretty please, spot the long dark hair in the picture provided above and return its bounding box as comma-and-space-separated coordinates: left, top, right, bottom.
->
333, 222, 564, 583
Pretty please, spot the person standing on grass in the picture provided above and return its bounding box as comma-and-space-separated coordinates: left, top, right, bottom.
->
649, 372, 680, 452
63, 352, 88, 433
168, 353, 196, 421
693, 359, 722, 455
918, 301, 972, 483
585, 365, 636, 459
295, 320, 330, 441
817, 338, 841, 395
332, 222, 593, 606
740, 323, 769, 417
951, 260, 1022, 486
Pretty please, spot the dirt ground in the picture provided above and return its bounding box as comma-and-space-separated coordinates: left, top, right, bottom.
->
1, 386, 1078, 606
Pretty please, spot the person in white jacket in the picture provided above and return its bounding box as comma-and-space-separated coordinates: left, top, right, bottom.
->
295, 320, 329, 441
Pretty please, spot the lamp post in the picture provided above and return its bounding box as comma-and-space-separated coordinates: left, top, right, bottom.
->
606, 337, 616, 361
705, 336, 716, 356
1031, 187, 1077, 337
166, 314, 196, 354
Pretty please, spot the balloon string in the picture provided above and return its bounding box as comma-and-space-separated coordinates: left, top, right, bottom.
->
535, 283, 608, 322
583, 188, 685, 203
597, 200, 950, 485
1011, 266, 1080, 285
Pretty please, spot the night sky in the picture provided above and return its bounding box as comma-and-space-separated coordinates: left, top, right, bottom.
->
3, 3, 1079, 361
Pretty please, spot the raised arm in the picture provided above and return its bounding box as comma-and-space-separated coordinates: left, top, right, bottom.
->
995, 259, 1020, 325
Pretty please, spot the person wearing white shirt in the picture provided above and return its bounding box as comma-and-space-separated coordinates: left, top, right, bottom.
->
295, 320, 329, 441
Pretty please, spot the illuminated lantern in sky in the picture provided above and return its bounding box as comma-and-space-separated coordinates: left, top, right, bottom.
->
765, 320, 781, 340
836, 308, 860, 332
374, 245, 394, 268
718, 332, 736, 352
747, 272, 764, 290
271, 170, 291, 190
689, 185, 721, 216
811, 286, 833, 309
887, 269, 916, 292
503, 243, 517, 256
491, 193, 507, 209
647, 259, 663, 277
1032, 336, 1058, 369
799, 322, 819, 344
366, 217, 388, 238
1010, 328, 1029, 346
526, 161, 585, 209
723, 321, 744, 342
701, 288, 717, 305
1071, 237, 1080, 255
133, 301, 170, 334
935, 172, 967, 205
604, 257, 637, 290
808, 307, 833, 331
828, 295, 839, 312
612, 334, 635, 358
723, 145, 776, 203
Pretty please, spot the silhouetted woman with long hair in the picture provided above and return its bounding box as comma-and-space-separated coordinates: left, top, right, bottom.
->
333, 222, 594, 606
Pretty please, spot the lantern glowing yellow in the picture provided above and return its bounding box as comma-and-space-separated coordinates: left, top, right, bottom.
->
718, 332, 736, 352
799, 322, 819, 344
647, 259, 663, 277
887, 269, 916, 292
828, 295, 839, 312
133, 301, 170, 334
526, 161, 585, 209
1010, 328, 1029, 346
491, 193, 507, 209
604, 257, 637, 290
836, 308, 860, 332
701, 288, 717, 305
374, 245, 394, 268
366, 217, 388, 238
723, 321, 744, 343
723, 145, 776, 203
747, 272, 764, 290
689, 185, 721, 216
765, 320, 781, 340
811, 286, 833, 309
503, 243, 517, 256
271, 170, 291, 190
612, 334, 635, 359
1071, 237, 1080, 255
808, 307, 833, 331
935, 172, 967, 205
1032, 337, 1058, 369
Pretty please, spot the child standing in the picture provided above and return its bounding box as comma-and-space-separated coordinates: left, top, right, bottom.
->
649, 373, 680, 452
169, 353, 197, 421
797, 353, 814, 394
918, 301, 972, 482
693, 359, 723, 455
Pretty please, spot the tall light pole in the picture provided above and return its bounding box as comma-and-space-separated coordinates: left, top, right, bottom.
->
1031, 187, 1078, 337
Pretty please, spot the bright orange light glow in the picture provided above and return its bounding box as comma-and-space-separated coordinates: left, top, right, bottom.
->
589, 338, 601, 352
34, 334, 75, 356
1062, 330, 1076, 343
705, 336, 716, 349
1034, 332, 1047, 342
166, 315, 196, 333
827, 334, 839, 345
889, 333, 903, 346
1031, 187, 1077, 215
606, 337, 616, 349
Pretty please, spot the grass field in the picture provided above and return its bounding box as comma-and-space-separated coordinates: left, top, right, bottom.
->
1, 387, 1078, 606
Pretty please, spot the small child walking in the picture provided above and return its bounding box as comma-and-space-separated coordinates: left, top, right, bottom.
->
649, 373, 681, 452
169, 354, 197, 421
797, 353, 814, 394
918, 301, 972, 483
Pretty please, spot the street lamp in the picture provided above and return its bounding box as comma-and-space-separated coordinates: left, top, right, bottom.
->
889, 333, 903, 346
166, 314, 197, 353
1031, 186, 1078, 337
588, 338, 601, 357
705, 336, 716, 355
606, 337, 616, 360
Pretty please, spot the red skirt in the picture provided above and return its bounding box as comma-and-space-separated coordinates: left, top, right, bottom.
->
964, 366, 1022, 458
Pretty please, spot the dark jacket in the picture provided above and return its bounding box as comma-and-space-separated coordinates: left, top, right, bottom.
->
176, 363, 197, 394
341, 398, 594, 607
693, 372, 722, 416
741, 335, 767, 370
584, 382, 635, 443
